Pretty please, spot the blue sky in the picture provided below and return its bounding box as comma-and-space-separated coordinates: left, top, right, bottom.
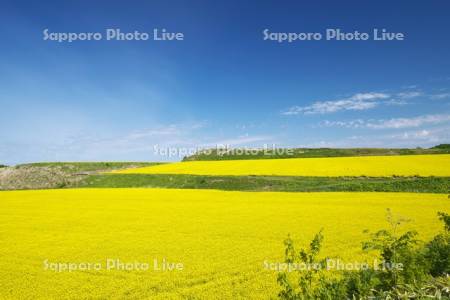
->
1, 0, 450, 164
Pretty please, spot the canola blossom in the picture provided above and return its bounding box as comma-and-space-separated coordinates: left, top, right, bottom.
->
114, 154, 450, 177
0, 188, 448, 299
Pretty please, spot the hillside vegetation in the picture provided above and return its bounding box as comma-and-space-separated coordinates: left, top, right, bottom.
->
77, 174, 450, 193
0, 162, 160, 190
183, 145, 450, 161
1, 147, 449, 192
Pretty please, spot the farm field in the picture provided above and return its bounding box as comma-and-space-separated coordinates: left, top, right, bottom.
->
0, 188, 448, 299
114, 154, 450, 177
182, 146, 450, 161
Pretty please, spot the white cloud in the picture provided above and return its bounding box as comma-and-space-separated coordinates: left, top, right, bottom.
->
384, 99, 408, 106
282, 92, 390, 115
306, 126, 450, 148
430, 92, 450, 100
380, 127, 449, 145
367, 114, 450, 129
2, 121, 276, 163
319, 119, 366, 128
394, 129, 430, 139
125, 122, 206, 140
205, 135, 272, 147
282, 87, 436, 116
397, 91, 423, 99
320, 114, 450, 130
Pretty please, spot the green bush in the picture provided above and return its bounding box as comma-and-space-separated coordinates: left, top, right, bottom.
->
362, 209, 428, 289
277, 210, 450, 300
425, 212, 450, 276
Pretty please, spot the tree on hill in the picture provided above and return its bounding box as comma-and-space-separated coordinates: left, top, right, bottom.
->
431, 144, 450, 149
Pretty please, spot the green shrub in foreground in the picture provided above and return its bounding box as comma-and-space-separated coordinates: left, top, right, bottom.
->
277, 210, 450, 300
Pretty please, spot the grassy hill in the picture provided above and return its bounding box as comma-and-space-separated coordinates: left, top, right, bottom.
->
1, 162, 449, 193
1, 146, 449, 192
182, 146, 450, 161
431, 143, 450, 149
76, 174, 450, 193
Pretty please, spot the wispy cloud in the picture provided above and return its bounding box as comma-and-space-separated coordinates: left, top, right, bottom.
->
204, 135, 272, 147
384, 98, 408, 106
320, 114, 450, 129
372, 126, 449, 146
319, 119, 366, 128
282, 86, 438, 116
396, 91, 423, 99
430, 92, 450, 100
125, 122, 207, 140
282, 92, 390, 115
366, 114, 450, 129
306, 126, 450, 148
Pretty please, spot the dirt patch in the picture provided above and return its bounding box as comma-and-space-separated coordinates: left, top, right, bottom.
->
0, 162, 155, 190
0, 166, 87, 190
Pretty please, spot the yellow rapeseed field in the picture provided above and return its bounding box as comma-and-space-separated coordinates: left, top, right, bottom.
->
113, 154, 450, 177
0, 188, 448, 299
